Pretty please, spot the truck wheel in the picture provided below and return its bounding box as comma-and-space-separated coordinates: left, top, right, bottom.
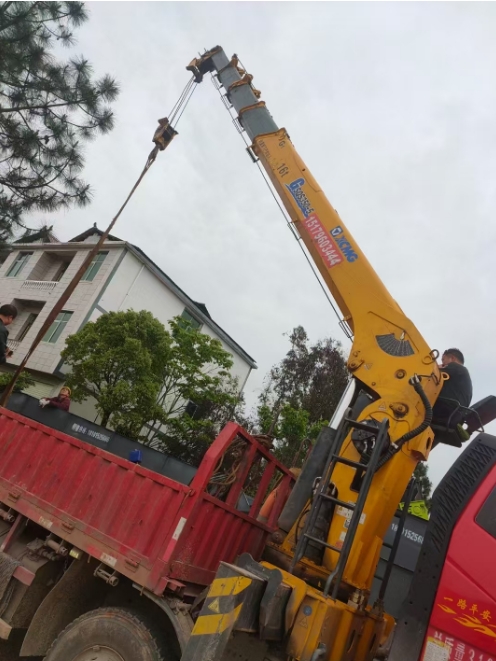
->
44, 608, 171, 661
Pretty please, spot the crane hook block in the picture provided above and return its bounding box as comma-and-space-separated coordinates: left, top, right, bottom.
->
152, 117, 178, 151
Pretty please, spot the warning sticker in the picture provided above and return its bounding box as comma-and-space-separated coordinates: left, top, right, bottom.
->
38, 516, 53, 530
100, 553, 117, 568
297, 616, 309, 629
336, 505, 366, 526
423, 638, 450, 661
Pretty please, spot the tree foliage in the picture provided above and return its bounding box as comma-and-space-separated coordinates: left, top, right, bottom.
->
0, 370, 35, 392
61, 311, 239, 457
413, 462, 433, 508
252, 326, 349, 467
145, 317, 239, 464
153, 376, 242, 465
61, 310, 168, 436
0, 2, 119, 242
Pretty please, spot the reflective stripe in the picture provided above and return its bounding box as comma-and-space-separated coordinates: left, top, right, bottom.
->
207, 575, 252, 598
191, 604, 243, 636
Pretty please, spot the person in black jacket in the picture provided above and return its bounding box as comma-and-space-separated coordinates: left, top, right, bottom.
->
433, 348, 473, 427
0, 304, 18, 365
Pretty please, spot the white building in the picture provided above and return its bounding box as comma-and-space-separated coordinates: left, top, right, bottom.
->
0, 225, 256, 421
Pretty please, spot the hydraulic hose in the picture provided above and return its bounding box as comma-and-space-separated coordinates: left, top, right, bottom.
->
375, 375, 433, 471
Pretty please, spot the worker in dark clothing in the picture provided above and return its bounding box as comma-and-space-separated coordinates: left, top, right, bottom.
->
433, 348, 473, 428
0, 304, 18, 365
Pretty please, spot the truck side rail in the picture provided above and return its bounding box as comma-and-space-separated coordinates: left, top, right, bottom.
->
160, 423, 294, 588
0, 410, 293, 595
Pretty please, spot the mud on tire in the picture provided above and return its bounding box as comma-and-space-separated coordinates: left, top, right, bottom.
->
44, 607, 171, 661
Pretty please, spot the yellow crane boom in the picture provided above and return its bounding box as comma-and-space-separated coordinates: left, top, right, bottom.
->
178, 45, 445, 661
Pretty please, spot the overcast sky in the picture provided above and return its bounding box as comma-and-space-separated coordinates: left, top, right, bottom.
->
42, 1, 496, 488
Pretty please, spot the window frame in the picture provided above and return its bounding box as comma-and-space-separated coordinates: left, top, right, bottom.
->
53, 261, 69, 282
43, 311, 73, 344
81, 251, 109, 282
6, 252, 33, 278
16, 313, 39, 342
476, 486, 496, 539
180, 308, 202, 331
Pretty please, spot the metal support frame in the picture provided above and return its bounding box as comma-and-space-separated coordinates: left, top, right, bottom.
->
288, 413, 390, 600
376, 478, 416, 602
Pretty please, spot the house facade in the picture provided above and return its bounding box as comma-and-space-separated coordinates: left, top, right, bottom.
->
0, 226, 256, 421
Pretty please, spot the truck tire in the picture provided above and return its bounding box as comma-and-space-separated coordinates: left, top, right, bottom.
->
44, 608, 171, 661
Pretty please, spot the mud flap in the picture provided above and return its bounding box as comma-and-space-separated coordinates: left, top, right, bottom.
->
21, 557, 104, 657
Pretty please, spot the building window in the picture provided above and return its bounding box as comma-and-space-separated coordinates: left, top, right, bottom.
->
185, 400, 199, 418
16, 313, 38, 342
53, 262, 69, 282
6, 252, 32, 277
180, 308, 202, 330
43, 311, 73, 344
81, 252, 108, 282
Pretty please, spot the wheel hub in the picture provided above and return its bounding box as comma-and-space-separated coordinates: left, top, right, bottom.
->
73, 645, 125, 661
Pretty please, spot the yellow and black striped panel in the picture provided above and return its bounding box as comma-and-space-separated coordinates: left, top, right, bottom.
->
181, 562, 265, 661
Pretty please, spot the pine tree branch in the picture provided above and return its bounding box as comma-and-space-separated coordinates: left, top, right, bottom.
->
0, 99, 84, 113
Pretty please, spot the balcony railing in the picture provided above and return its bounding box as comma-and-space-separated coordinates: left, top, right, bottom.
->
20, 280, 58, 294
7, 339, 21, 353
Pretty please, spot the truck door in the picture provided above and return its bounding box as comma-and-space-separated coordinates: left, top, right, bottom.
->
389, 433, 496, 661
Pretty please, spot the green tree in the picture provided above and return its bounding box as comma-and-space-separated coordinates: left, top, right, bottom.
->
257, 402, 328, 467
145, 317, 239, 464
253, 326, 349, 467
413, 462, 432, 508
61, 310, 168, 436
61, 312, 240, 456
0, 1, 119, 242
0, 370, 35, 392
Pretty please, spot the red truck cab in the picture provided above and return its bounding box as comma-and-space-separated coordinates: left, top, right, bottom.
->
390, 432, 496, 661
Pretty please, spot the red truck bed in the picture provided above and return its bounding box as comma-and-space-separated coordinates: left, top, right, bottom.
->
0, 408, 293, 596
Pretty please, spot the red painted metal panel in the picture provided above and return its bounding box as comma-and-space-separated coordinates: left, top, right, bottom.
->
423, 465, 496, 660
0, 410, 294, 593
167, 493, 272, 585
0, 410, 189, 572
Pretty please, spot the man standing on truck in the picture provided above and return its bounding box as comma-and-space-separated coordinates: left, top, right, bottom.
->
0, 304, 18, 365
433, 348, 473, 426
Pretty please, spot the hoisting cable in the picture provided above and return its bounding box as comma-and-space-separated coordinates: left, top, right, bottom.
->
0, 80, 197, 406
168, 76, 197, 126
209, 74, 346, 335
374, 375, 433, 472
253, 158, 344, 328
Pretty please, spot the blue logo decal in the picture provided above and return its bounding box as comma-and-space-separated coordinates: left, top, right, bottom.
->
330, 226, 358, 263
286, 178, 314, 218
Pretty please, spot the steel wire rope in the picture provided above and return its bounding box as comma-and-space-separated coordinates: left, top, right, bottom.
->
209, 74, 346, 335
0, 81, 196, 404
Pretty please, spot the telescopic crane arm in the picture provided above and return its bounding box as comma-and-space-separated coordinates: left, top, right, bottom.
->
187, 46, 442, 590
178, 46, 444, 661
